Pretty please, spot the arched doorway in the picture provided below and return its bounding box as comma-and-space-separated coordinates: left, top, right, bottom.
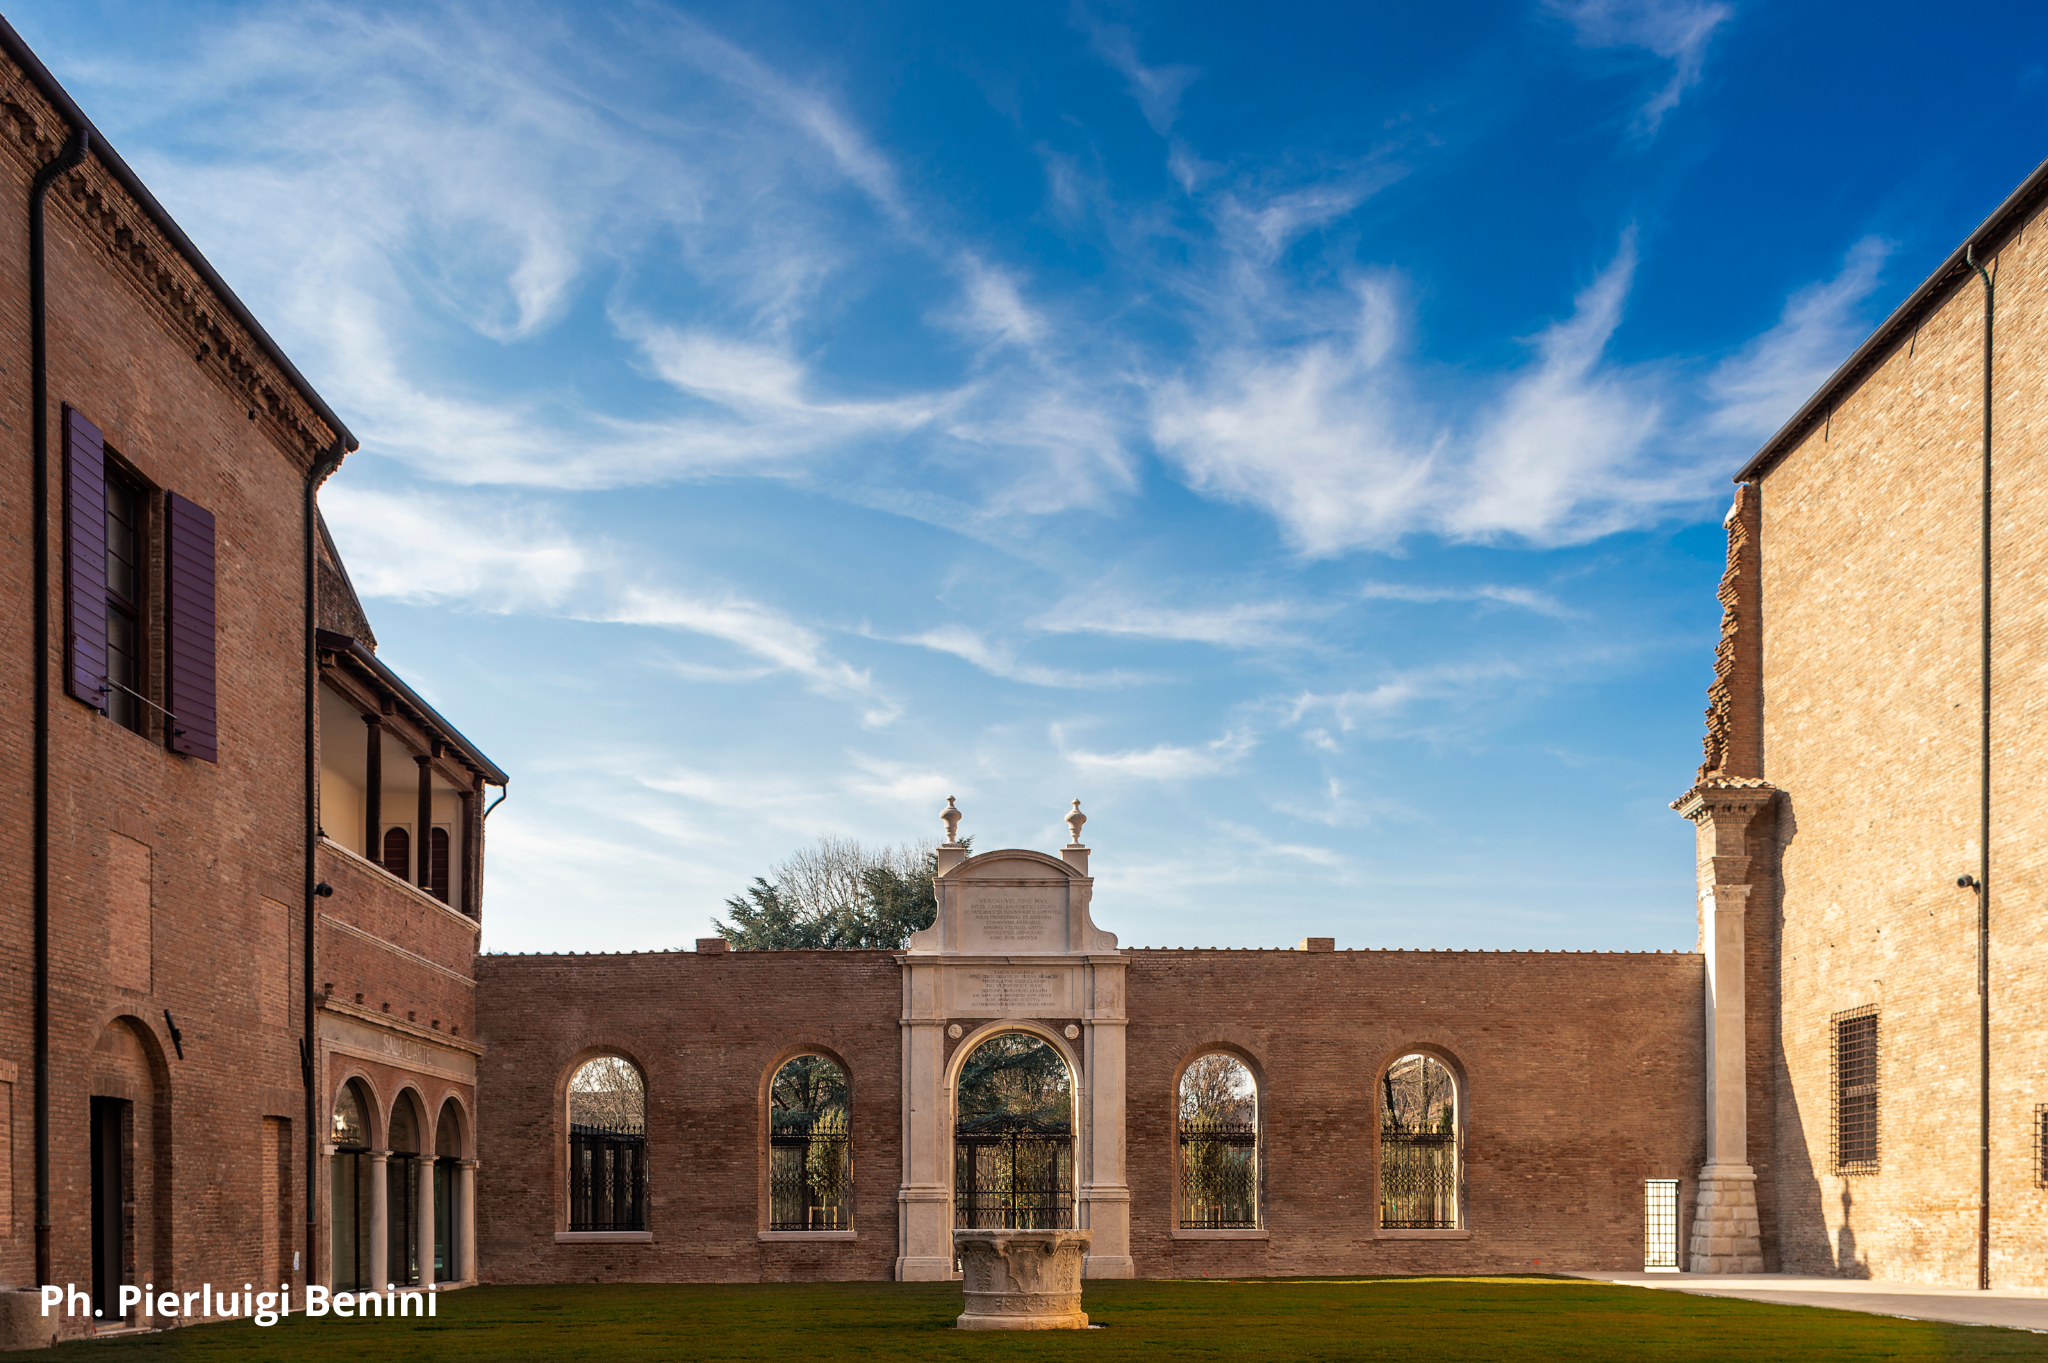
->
953, 1033, 1073, 1230
330, 1080, 374, 1289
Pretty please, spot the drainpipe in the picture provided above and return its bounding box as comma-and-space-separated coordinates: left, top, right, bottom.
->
30, 124, 89, 1290
1965, 245, 1993, 1293
303, 436, 352, 1287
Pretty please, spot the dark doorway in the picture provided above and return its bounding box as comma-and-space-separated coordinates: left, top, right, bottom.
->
90, 1097, 128, 1320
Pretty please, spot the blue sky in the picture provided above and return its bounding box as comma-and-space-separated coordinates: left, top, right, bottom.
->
17, 1, 2048, 953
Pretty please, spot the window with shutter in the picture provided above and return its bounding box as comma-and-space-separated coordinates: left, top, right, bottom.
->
62, 406, 109, 711
163, 492, 218, 762
102, 467, 145, 734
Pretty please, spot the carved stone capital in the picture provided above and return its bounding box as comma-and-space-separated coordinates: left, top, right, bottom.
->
1670, 777, 1778, 824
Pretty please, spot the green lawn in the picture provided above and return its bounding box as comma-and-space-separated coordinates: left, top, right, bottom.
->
26, 1277, 2047, 1362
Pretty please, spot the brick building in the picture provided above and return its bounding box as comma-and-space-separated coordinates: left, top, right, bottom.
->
6, 14, 2046, 1345
1673, 153, 2048, 1289
0, 23, 505, 1347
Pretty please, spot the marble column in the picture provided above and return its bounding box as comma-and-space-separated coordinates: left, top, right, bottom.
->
457, 1161, 478, 1284
416, 1157, 437, 1286
1077, 953, 1132, 1278
1674, 781, 1774, 1274
368, 1153, 390, 1291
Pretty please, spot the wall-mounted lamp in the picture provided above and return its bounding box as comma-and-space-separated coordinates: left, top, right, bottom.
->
314, 882, 334, 898
1957, 875, 1982, 891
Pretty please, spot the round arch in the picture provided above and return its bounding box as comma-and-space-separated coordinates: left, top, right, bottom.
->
1170, 1043, 1265, 1232
562, 1050, 648, 1235
1374, 1045, 1465, 1233
761, 1046, 856, 1234
947, 1023, 1082, 1232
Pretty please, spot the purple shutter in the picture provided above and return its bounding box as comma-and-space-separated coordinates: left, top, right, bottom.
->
62, 406, 108, 710
164, 492, 218, 761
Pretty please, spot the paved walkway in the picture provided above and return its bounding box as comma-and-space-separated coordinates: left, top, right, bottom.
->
1571, 1272, 2048, 1332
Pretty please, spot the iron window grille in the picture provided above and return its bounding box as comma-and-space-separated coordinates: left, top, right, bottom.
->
769, 1113, 853, 1231
1380, 1056, 1460, 1229
1831, 1006, 1879, 1174
1179, 1118, 1260, 1229
954, 1114, 1073, 1230
1644, 1180, 1681, 1270
2035, 1105, 2048, 1189
568, 1121, 647, 1232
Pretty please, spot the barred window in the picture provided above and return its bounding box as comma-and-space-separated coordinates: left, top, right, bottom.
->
769, 1055, 852, 1231
1380, 1053, 1460, 1230
567, 1057, 646, 1231
1644, 1179, 1680, 1270
1831, 1008, 1879, 1174
1178, 1053, 1259, 1230
2035, 1106, 2048, 1188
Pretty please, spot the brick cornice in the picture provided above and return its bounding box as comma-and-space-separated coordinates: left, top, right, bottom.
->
1669, 777, 1778, 824
0, 54, 342, 468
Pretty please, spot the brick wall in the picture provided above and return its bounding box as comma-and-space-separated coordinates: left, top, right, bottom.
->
1747, 183, 2048, 1287
476, 946, 1704, 1283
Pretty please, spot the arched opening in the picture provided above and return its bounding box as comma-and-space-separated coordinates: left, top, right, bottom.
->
768, 1055, 852, 1231
567, 1057, 646, 1231
1379, 1053, 1460, 1230
1178, 1053, 1260, 1229
428, 826, 451, 902
433, 1100, 464, 1281
380, 826, 409, 880
330, 1079, 374, 1288
387, 1094, 423, 1286
954, 1033, 1073, 1229
88, 1017, 167, 1320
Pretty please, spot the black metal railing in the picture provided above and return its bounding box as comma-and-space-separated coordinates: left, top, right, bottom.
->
769, 1116, 853, 1231
569, 1122, 646, 1231
1379, 1129, 1458, 1229
954, 1115, 1073, 1229
1178, 1117, 1259, 1228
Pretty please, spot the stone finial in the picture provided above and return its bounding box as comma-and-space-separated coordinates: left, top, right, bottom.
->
941, 796, 964, 845
1064, 799, 1087, 847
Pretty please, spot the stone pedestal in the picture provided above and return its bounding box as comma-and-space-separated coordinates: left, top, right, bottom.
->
0, 1289, 60, 1352
1689, 1165, 1764, 1273
954, 1229, 1091, 1330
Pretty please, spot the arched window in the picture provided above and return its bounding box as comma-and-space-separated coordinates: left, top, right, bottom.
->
1380, 1053, 1460, 1230
568, 1057, 646, 1231
387, 1098, 422, 1286
768, 1056, 852, 1231
381, 826, 409, 880
433, 1102, 462, 1281
330, 1081, 373, 1288
1178, 1053, 1259, 1229
954, 1033, 1073, 1230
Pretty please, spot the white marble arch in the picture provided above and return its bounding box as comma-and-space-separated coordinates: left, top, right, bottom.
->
895, 830, 1131, 1281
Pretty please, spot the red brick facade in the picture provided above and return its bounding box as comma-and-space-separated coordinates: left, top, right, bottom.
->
474, 947, 1705, 1282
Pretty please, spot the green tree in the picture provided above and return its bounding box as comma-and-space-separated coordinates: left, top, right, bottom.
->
710, 837, 964, 950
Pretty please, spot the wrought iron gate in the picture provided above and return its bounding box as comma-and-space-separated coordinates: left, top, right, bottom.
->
568, 1121, 646, 1231
954, 1115, 1073, 1229
770, 1116, 853, 1230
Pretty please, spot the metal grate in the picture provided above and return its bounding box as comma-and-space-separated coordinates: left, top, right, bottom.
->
954, 1116, 1074, 1229
1380, 1055, 1459, 1229
568, 1122, 647, 1231
2036, 1106, 2048, 1188
1831, 1007, 1879, 1174
769, 1116, 853, 1231
1644, 1180, 1680, 1270
1179, 1118, 1259, 1228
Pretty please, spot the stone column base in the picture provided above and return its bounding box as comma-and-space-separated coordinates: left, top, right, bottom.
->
0, 1289, 61, 1352
1688, 1165, 1763, 1273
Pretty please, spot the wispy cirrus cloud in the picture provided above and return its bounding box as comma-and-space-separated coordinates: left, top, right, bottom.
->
1706, 237, 1890, 441
888, 626, 1145, 689
1056, 725, 1256, 780
1548, 0, 1733, 136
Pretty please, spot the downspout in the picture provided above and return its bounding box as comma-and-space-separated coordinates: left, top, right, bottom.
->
1966, 243, 1993, 1293
303, 435, 352, 1286
30, 125, 89, 1290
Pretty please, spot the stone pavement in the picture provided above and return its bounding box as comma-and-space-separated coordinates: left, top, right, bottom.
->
1571, 1273, 2048, 1332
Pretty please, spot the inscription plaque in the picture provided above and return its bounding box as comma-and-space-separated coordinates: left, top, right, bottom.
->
960, 887, 1065, 954
958, 969, 1068, 1016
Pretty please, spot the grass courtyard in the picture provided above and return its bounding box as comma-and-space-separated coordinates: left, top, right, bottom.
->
29, 1276, 2048, 1362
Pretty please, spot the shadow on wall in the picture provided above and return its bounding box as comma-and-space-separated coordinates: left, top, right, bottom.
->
1836, 1184, 1868, 1278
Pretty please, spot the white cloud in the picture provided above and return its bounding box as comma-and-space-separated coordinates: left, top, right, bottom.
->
1036, 598, 1306, 648
1550, 0, 1733, 135
1082, 19, 1201, 135
1356, 582, 1573, 617
319, 485, 594, 610
1058, 727, 1256, 781
1707, 237, 1890, 441
892, 626, 1143, 688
